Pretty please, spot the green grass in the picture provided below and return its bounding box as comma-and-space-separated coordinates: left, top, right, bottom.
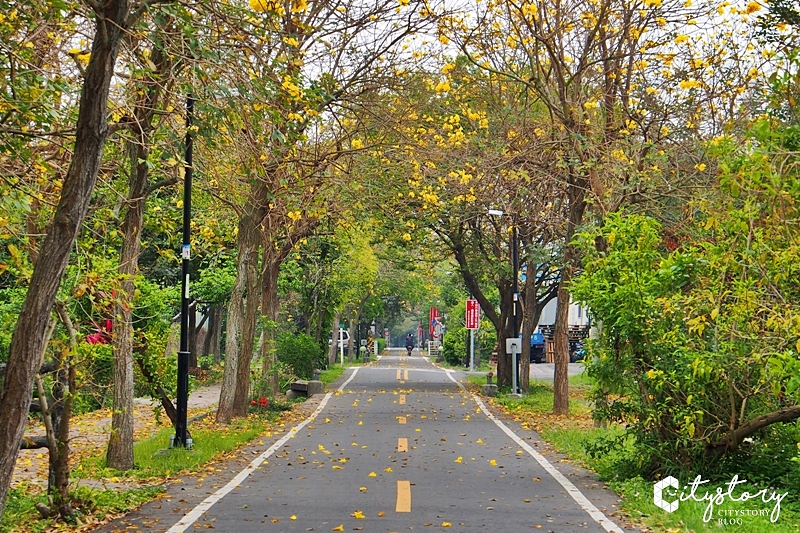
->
319, 364, 346, 384
75, 408, 287, 480
466, 374, 489, 386
0, 484, 162, 533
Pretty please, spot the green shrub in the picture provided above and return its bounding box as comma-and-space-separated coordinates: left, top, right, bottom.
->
572, 211, 800, 479
441, 327, 467, 366
276, 331, 325, 379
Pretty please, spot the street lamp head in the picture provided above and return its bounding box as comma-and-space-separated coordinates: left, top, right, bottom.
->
488, 209, 505, 217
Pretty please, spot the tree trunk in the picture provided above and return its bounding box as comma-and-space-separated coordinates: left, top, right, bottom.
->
217, 249, 248, 424
232, 251, 259, 417
212, 307, 223, 363
496, 288, 514, 389
203, 306, 222, 364
260, 261, 280, 395
328, 312, 341, 365
553, 185, 587, 415
520, 295, 534, 394
315, 306, 325, 344
52, 302, 76, 516
520, 270, 557, 393
347, 315, 356, 364
552, 282, 571, 415
107, 138, 149, 471
188, 305, 198, 368
0, 2, 131, 517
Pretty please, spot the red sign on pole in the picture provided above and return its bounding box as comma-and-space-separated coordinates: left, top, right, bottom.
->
466, 299, 480, 330
429, 307, 440, 335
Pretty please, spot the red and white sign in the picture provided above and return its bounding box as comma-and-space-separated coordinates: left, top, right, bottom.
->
466, 299, 480, 330
429, 307, 440, 335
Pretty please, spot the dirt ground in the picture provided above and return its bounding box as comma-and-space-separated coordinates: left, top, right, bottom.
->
12, 384, 221, 488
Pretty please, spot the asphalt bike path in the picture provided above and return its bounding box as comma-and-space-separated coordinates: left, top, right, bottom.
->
97, 349, 626, 532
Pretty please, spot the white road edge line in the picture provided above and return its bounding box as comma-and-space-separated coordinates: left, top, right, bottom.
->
339, 366, 360, 391
165, 370, 359, 533
444, 370, 624, 533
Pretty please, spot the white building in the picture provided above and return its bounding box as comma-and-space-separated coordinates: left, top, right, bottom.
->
537, 298, 590, 328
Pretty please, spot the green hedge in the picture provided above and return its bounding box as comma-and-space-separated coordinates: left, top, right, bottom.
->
276, 332, 325, 379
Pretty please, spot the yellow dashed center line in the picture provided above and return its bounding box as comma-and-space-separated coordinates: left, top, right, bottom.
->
397, 438, 408, 452
398, 416, 407, 424
403, 369, 409, 380
396, 480, 411, 512
396, 369, 401, 380
399, 394, 406, 405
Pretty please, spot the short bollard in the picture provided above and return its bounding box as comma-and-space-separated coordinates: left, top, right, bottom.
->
482, 372, 498, 397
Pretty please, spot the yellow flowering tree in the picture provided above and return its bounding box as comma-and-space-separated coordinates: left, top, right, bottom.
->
213, 0, 447, 420
445, 0, 772, 412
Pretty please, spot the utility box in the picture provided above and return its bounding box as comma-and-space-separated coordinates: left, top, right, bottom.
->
505, 338, 522, 355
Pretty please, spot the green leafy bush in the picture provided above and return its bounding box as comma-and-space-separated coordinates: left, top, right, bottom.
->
441, 327, 467, 366
572, 209, 800, 479
276, 331, 325, 380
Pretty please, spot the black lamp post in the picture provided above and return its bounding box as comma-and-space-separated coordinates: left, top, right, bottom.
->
175, 94, 194, 449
